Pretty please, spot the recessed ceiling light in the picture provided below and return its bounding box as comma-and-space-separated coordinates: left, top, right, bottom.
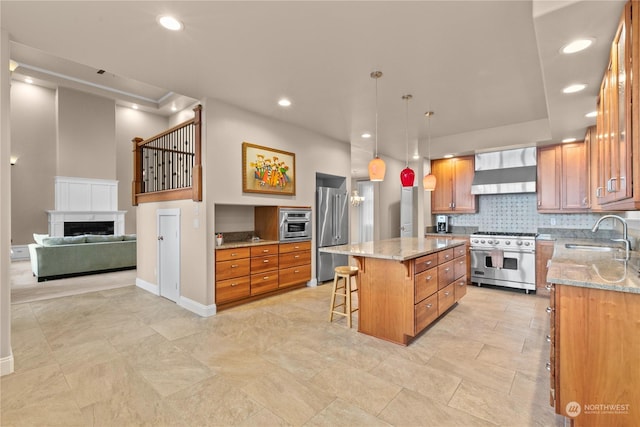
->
443, 154, 454, 159
412, 153, 420, 160
562, 83, 587, 94
132, 104, 139, 110
9, 60, 18, 72
171, 105, 177, 112
561, 38, 594, 54
278, 98, 291, 107
158, 15, 184, 31
562, 137, 577, 143
24, 77, 33, 84
361, 133, 372, 139
585, 111, 597, 118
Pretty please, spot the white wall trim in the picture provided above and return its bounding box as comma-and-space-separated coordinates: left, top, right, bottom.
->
179, 296, 216, 317
135, 277, 159, 295
0, 350, 14, 376
306, 278, 318, 287
10, 245, 29, 261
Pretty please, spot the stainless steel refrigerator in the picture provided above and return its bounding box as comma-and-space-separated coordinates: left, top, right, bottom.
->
317, 187, 348, 282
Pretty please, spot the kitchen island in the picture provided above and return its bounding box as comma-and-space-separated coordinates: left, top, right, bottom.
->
546, 241, 640, 426
320, 237, 468, 345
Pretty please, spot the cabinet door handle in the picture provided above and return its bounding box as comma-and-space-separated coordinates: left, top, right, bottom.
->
545, 284, 554, 291
230, 282, 238, 287
546, 335, 551, 342
263, 249, 269, 253
546, 306, 554, 314
294, 270, 300, 273
231, 253, 238, 257
231, 264, 238, 268
425, 303, 433, 309
537, 200, 541, 206
452, 202, 455, 208
426, 261, 432, 265
294, 255, 300, 258
546, 362, 552, 371
263, 276, 270, 280
425, 275, 432, 281
444, 291, 450, 296
263, 259, 269, 263
444, 268, 450, 272
595, 187, 603, 198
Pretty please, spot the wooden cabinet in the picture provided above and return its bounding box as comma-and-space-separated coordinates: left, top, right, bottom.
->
535, 240, 554, 295
537, 143, 588, 212
215, 241, 310, 309
593, 1, 640, 210
431, 156, 477, 213
278, 241, 311, 289
549, 284, 640, 425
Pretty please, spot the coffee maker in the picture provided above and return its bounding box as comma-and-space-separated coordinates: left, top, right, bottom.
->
436, 215, 451, 233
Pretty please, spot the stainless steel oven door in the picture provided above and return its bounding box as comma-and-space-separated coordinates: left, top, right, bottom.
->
470, 248, 535, 291
279, 209, 312, 241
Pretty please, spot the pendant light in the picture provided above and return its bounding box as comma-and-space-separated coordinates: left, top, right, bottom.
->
400, 94, 415, 187
423, 111, 436, 191
368, 71, 386, 181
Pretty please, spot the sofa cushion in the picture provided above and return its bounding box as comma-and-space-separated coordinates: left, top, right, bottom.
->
85, 234, 124, 243
33, 233, 49, 245
42, 235, 86, 246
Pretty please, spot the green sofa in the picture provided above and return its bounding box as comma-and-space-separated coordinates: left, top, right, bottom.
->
28, 234, 136, 282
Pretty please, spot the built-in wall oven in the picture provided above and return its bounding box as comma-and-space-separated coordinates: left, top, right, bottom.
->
279, 208, 312, 242
470, 232, 537, 293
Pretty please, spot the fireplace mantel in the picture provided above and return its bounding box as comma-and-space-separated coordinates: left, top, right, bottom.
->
47, 211, 126, 237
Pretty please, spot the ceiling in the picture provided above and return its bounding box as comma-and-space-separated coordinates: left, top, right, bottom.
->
2, 1, 626, 178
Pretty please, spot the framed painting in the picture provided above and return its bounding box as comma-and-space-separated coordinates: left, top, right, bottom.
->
242, 142, 296, 195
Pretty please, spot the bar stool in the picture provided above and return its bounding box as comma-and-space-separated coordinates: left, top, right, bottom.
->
329, 265, 359, 328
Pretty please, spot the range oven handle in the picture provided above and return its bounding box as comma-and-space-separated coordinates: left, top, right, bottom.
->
469, 247, 535, 255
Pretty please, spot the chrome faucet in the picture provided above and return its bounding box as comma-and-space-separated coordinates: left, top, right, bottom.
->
591, 214, 630, 260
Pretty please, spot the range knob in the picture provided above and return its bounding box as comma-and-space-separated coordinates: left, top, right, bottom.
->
516, 241, 523, 246
524, 241, 530, 246
505, 241, 511, 245
472, 239, 479, 243
487, 239, 493, 244
480, 239, 486, 244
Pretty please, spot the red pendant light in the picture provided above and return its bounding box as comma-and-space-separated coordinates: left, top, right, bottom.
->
423, 111, 436, 191
400, 94, 415, 187
368, 71, 386, 182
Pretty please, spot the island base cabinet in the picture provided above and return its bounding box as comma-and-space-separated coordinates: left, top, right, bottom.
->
414, 293, 438, 332
437, 283, 456, 315
552, 284, 640, 426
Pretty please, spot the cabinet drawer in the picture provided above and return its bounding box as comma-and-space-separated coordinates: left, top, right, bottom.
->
279, 241, 311, 254
415, 253, 438, 274
216, 247, 250, 262
437, 249, 454, 264
453, 245, 466, 258
250, 272, 279, 295
437, 261, 455, 289
250, 255, 279, 273
438, 283, 456, 315
454, 276, 467, 301
251, 244, 279, 257
216, 258, 250, 281
215, 276, 250, 303
279, 250, 311, 269
415, 293, 438, 333
415, 267, 438, 303
454, 256, 467, 280
279, 264, 311, 288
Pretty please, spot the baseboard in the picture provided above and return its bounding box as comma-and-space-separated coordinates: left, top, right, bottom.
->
0, 350, 14, 376
306, 278, 318, 287
135, 277, 159, 295
10, 245, 29, 261
179, 296, 216, 317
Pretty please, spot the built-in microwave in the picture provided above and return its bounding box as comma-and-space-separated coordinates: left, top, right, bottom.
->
279, 208, 312, 242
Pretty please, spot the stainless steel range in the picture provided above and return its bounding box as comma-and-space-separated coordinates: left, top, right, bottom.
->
470, 231, 537, 293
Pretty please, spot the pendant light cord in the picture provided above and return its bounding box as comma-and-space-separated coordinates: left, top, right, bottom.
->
403, 95, 411, 167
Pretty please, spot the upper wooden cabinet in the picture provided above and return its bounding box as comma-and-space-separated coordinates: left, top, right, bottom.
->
431, 156, 477, 213
593, 1, 640, 210
537, 143, 588, 213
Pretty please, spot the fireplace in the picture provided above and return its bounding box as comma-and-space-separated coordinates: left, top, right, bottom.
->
64, 221, 115, 236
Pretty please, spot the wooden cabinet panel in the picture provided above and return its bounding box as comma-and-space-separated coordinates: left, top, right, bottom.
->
279, 240, 311, 254
437, 261, 455, 290
215, 276, 250, 303
537, 145, 561, 211
437, 283, 456, 315
561, 142, 588, 210
250, 272, 279, 295
437, 249, 454, 264
250, 254, 278, 273
415, 267, 438, 303
279, 264, 311, 288
415, 253, 437, 274
453, 256, 466, 280
535, 240, 554, 295
431, 156, 477, 213
278, 251, 311, 269
453, 245, 466, 258
250, 244, 279, 257
216, 247, 250, 262
215, 258, 250, 281
454, 276, 467, 301
414, 293, 438, 333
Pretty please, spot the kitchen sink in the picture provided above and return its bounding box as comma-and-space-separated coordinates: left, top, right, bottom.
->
564, 243, 618, 252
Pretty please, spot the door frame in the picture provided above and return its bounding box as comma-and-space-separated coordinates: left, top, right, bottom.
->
157, 208, 181, 302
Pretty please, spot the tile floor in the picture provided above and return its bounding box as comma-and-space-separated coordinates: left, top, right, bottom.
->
3, 270, 566, 426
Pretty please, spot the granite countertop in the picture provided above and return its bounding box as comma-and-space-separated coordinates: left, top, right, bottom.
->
215, 239, 280, 249
547, 238, 640, 294
319, 237, 466, 261
425, 232, 471, 239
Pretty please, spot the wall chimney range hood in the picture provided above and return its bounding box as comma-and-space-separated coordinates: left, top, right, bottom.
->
470, 147, 537, 195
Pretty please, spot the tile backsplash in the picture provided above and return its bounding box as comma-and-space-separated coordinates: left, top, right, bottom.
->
450, 194, 609, 232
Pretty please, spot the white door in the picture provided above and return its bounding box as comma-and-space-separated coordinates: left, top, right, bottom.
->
400, 187, 417, 237
157, 209, 180, 302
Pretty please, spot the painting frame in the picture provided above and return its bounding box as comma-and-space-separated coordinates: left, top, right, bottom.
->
242, 142, 296, 195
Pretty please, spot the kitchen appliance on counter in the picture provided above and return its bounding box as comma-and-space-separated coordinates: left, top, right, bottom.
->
470, 231, 537, 293
317, 187, 348, 282
436, 215, 451, 233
